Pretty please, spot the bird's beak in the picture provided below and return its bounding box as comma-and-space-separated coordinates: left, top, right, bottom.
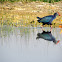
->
56, 40, 60, 44
57, 12, 61, 16
59, 14, 61, 16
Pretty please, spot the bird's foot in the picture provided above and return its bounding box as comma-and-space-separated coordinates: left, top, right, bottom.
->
50, 25, 52, 31
51, 25, 52, 28
41, 25, 42, 28
41, 25, 44, 31
41, 27, 44, 31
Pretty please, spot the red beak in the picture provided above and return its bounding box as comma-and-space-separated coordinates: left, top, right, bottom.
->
56, 40, 60, 44
57, 12, 61, 16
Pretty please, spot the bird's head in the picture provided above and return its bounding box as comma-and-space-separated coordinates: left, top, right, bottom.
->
54, 12, 61, 16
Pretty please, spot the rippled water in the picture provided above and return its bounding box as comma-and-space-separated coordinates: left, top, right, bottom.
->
0, 26, 62, 62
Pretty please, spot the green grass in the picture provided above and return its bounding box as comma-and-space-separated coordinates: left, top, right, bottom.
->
0, 0, 62, 3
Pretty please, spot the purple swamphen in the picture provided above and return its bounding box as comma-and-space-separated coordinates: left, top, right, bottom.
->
37, 12, 61, 31
36, 31, 60, 44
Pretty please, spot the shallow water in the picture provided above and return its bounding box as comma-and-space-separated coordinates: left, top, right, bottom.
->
0, 26, 62, 62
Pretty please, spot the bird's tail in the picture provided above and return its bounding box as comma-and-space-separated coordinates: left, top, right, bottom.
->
37, 17, 42, 20
37, 17, 42, 23
37, 33, 41, 37
37, 20, 41, 23
36, 33, 41, 39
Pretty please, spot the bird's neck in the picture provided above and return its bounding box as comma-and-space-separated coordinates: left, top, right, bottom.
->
54, 14, 57, 17
54, 15, 57, 19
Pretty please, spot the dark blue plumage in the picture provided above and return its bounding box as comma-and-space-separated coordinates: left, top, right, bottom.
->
37, 12, 60, 25
36, 31, 60, 44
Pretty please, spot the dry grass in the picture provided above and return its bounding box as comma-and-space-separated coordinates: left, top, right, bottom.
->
0, 1, 62, 27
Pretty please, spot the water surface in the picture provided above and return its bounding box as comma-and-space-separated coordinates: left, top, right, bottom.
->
0, 26, 62, 62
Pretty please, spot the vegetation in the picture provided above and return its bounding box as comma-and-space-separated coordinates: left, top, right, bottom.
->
0, 0, 62, 3
0, 0, 62, 27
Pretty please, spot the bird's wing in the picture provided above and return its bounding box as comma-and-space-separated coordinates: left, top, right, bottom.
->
40, 15, 53, 23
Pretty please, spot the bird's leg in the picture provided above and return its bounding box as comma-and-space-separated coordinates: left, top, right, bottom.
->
41, 25, 44, 31
41, 25, 43, 28
54, 23, 55, 28
50, 25, 52, 31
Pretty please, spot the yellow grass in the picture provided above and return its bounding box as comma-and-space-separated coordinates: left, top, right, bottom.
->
0, 1, 62, 27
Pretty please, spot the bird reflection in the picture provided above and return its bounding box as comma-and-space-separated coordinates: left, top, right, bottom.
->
36, 31, 60, 44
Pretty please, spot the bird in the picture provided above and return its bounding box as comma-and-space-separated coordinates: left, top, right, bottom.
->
36, 30, 60, 44
37, 12, 61, 31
